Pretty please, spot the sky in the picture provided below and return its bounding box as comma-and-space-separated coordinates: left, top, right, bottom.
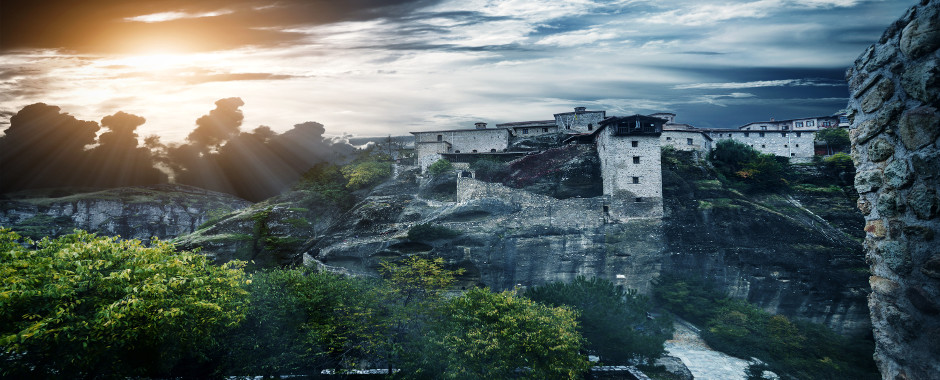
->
0, 0, 914, 141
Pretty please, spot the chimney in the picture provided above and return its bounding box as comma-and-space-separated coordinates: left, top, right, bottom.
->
770, 117, 775, 121
474, 122, 487, 129
574, 107, 586, 113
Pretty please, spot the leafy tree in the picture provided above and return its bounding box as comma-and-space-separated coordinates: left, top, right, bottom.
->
736, 154, 789, 191
710, 139, 760, 174
223, 268, 384, 376
526, 276, 673, 364
470, 157, 507, 182
0, 229, 249, 378
342, 159, 393, 190
427, 158, 454, 176
429, 288, 589, 379
815, 128, 850, 155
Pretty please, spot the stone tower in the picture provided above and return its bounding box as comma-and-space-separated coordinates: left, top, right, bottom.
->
595, 115, 665, 220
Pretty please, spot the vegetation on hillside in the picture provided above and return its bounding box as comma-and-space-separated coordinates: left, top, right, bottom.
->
653, 274, 878, 380
526, 276, 673, 364
1, 229, 589, 378
427, 158, 454, 176
709, 139, 789, 192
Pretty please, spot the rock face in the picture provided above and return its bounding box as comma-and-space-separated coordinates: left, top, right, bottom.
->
0, 184, 251, 240
847, 1, 940, 378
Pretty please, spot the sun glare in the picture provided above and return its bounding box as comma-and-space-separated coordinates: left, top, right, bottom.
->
103, 53, 194, 71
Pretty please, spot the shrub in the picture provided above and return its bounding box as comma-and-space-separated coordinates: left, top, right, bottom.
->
469, 157, 507, 182
342, 160, 392, 190
427, 158, 454, 176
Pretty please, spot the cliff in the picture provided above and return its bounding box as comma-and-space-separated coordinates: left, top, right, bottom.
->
0, 184, 251, 240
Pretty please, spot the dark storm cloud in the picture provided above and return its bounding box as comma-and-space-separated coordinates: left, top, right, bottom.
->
0, 0, 445, 53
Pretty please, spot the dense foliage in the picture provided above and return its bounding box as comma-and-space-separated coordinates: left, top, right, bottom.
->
710, 139, 789, 192
342, 153, 394, 190
427, 158, 454, 176
814, 128, 850, 155
526, 276, 672, 364
469, 157, 509, 182
653, 275, 878, 380
0, 229, 249, 378
1, 232, 588, 378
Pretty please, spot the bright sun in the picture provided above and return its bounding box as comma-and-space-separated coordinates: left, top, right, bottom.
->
104, 52, 193, 71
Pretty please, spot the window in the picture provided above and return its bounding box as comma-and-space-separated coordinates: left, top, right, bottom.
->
784, 144, 788, 148
472, 150, 478, 153
543, 128, 549, 132
633, 156, 641, 164
523, 128, 529, 134
806, 121, 815, 127
791, 153, 795, 157
632, 177, 640, 184
759, 132, 765, 137
796, 132, 802, 137
490, 149, 496, 152
603, 205, 609, 214
822, 121, 831, 127
744, 132, 750, 137
795, 144, 800, 147
795, 121, 803, 127
635, 197, 643, 203
455, 150, 460, 153
687, 138, 693, 145
761, 144, 766, 148
631, 141, 639, 147
666, 137, 672, 140
761, 126, 767, 130
437, 135, 443, 142
782, 132, 787, 137
588, 124, 593, 131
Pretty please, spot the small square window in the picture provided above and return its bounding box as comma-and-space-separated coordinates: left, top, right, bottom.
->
472, 150, 477, 153
744, 132, 750, 137
437, 135, 443, 142
795, 144, 800, 147
632, 177, 640, 184
784, 144, 788, 148
543, 128, 549, 132
633, 156, 641, 164
761, 126, 767, 130
490, 149, 496, 152
761, 144, 766, 148
791, 153, 795, 157
631, 141, 639, 147
806, 121, 815, 127
795, 121, 803, 127
635, 197, 643, 203
523, 128, 529, 134
666, 137, 672, 140
759, 132, 765, 137
781, 132, 787, 137
796, 132, 802, 137
687, 138, 693, 145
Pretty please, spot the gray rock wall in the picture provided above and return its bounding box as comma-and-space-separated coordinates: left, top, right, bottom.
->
846, 0, 940, 377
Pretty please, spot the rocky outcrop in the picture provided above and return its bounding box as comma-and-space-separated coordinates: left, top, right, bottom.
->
0, 184, 251, 240
500, 144, 603, 199
847, 0, 940, 377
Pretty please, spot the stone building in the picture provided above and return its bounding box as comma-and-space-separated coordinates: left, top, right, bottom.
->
411, 123, 512, 172
595, 115, 666, 219
845, 0, 940, 378
554, 107, 607, 133
495, 120, 558, 137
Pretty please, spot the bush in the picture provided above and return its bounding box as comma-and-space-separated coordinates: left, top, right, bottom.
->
710, 139, 789, 192
427, 158, 454, 176
0, 229, 249, 378
815, 128, 850, 154
407, 223, 461, 241
526, 276, 673, 364
342, 159, 392, 190
469, 157, 507, 182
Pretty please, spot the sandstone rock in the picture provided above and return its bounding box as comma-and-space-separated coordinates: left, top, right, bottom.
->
908, 183, 939, 220
899, 4, 940, 60
922, 254, 940, 278
879, 240, 912, 274
898, 106, 940, 150
870, 276, 901, 297
868, 138, 895, 162
912, 151, 940, 179
866, 219, 887, 238
861, 79, 895, 114
900, 57, 940, 105
856, 169, 884, 193
884, 159, 915, 189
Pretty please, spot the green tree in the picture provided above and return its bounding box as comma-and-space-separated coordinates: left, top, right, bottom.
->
431, 288, 589, 379
0, 229, 249, 378
223, 268, 384, 376
342, 159, 392, 190
710, 139, 761, 174
427, 158, 454, 176
526, 276, 673, 364
469, 157, 507, 182
815, 128, 850, 155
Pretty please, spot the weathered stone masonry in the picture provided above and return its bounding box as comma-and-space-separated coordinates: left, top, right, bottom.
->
847, 0, 940, 378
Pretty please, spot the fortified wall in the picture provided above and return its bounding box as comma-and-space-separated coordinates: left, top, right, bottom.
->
846, 0, 940, 378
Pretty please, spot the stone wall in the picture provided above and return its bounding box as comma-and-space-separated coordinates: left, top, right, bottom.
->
596, 129, 664, 219
413, 129, 512, 172
846, 0, 940, 378
661, 130, 711, 153
706, 130, 818, 162
554, 108, 607, 133
415, 141, 451, 172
